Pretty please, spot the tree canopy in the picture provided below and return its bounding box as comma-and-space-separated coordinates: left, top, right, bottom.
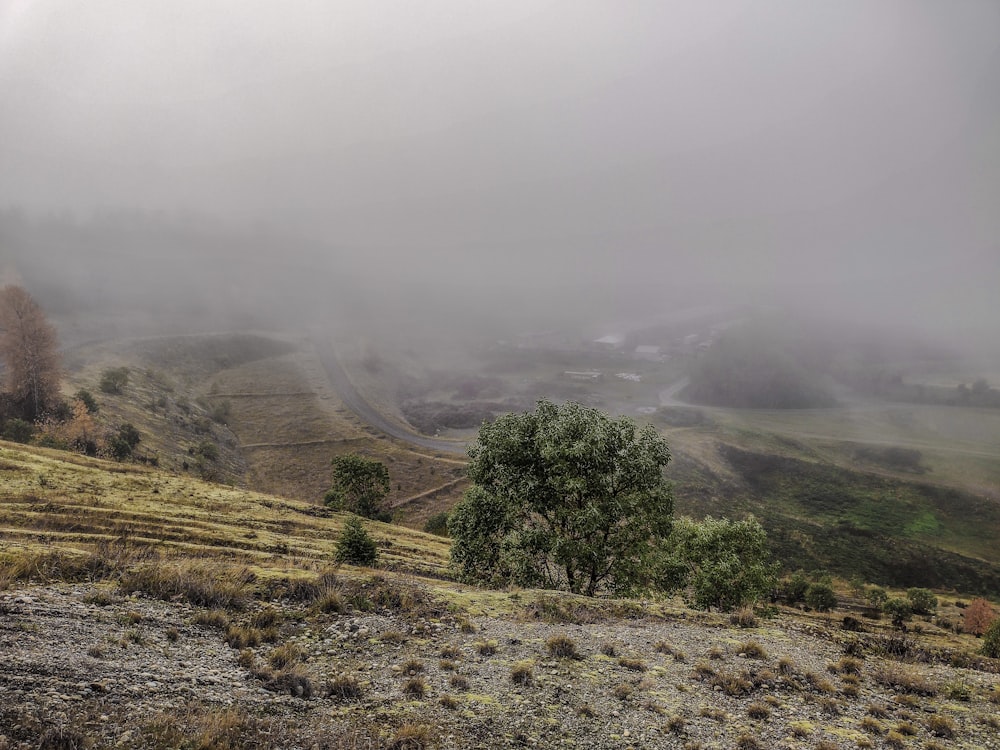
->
324, 454, 391, 520
0, 285, 61, 420
448, 399, 673, 596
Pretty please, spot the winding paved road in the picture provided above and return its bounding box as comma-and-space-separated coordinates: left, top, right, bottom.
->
312, 336, 468, 456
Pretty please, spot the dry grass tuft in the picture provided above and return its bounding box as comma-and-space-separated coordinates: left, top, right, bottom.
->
612, 683, 633, 701
664, 714, 686, 734
546, 634, 580, 659
747, 702, 771, 720
873, 664, 937, 696
710, 670, 754, 697
738, 640, 767, 659
787, 721, 812, 737
617, 656, 647, 672
730, 607, 759, 628
510, 660, 534, 686
223, 625, 262, 649
438, 693, 459, 709
266, 665, 314, 698
388, 723, 433, 750
474, 639, 498, 656
267, 642, 303, 670
402, 677, 427, 699
925, 714, 956, 738
192, 609, 230, 630
859, 716, 883, 735
828, 656, 863, 675
698, 705, 726, 722
885, 730, 906, 748
120, 562, 251, 610
327, 674, 363, 701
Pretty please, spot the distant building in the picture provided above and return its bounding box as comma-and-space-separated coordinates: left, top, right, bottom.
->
564, 370, 602, 381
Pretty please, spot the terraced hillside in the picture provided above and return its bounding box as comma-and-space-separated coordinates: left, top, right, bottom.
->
0, 442, 450, 579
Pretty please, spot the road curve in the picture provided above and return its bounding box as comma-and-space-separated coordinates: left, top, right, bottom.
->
311, 336, 469, 456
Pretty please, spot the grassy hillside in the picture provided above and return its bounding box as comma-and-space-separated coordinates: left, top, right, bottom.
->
0, 441, 451, 583
634, 384, 1000, 597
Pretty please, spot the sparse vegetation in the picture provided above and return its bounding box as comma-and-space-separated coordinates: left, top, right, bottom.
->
747, 702, 771, 720
926, 715, 956, 738
0, 398, 996, 750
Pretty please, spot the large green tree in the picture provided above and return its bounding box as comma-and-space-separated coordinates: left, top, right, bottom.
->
324, 454, 391, 520
448, 399, 673, 596
659, 516, 777, 611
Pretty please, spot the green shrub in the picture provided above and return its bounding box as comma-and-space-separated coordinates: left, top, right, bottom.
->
1, 418, 33, 443
423, 511, 450, 537
906, 587, 937, 615
782, 570, 811, 604
866, 586, 888, 610
660, 516, 777, 611
884, 597, 913, 627
108, 422, 142, 461
99, 366, 130, 394
192, 439, 219, 462
805, 582, 837, 612
335, 516, 379, 566
982, 617, 1000, 659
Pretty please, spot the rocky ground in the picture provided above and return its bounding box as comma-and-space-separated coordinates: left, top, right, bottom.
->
1, 581, 998, 750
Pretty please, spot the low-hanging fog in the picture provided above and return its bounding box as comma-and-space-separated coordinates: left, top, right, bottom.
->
1, 1, 998, 351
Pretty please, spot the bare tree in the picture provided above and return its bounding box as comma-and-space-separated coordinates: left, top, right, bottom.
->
0, 285, 61, 419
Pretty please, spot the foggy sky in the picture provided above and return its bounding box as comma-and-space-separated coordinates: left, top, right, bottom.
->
1, 1, 998, 325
